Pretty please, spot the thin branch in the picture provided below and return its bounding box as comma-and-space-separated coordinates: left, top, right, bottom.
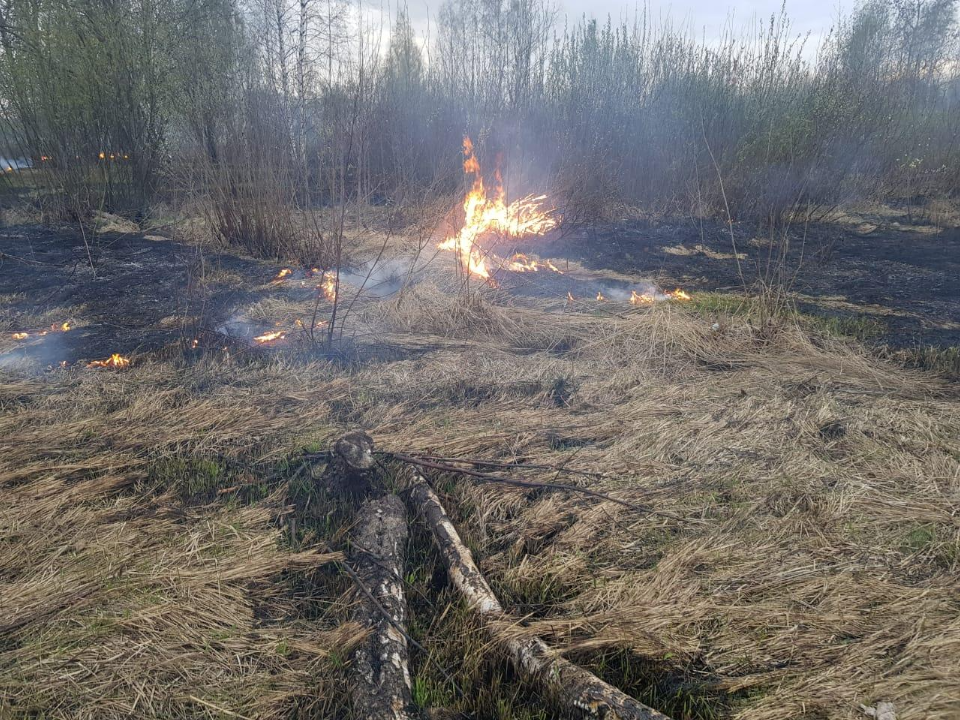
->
389, 452, 687, 522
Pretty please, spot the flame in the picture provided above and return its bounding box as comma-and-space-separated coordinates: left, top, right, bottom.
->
505, 253, 564, 274
87, 353, 130, 368
566, 292, 575, 303
320, 275, 336, 302
668, 288, 692, 301
630, 291, 655, 305
596, 291, 606, 302
254, 330, 286, 343
273, 268, 292, 282
59, 321, 71, 331
191, 338, 199, 349
12, 332, 28, 340
439, 137, 557, 280
506, 253, 539, 272
98, 152, 105, 160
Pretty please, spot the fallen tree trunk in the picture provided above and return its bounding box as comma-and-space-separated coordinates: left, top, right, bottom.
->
407, 475, 671, 720
349, 495, 416, 720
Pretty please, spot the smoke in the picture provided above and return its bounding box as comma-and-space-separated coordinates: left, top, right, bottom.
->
592, 280, 665, 303
338, 258, 411, 298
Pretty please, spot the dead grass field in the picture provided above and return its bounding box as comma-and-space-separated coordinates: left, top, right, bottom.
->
1, 246, 959, 719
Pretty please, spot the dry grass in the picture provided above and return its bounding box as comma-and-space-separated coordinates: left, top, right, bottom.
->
1, 258, 958, 719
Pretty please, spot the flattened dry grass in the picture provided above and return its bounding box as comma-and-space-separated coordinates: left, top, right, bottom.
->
1, 273, 958, 719
0, 363, 364, 719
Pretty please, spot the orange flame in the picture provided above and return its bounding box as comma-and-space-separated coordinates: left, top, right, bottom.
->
439, 137, 557, 280
254, 330, 286, 343
506, 253, 564, 274
320, 275, 337, 302
566, 292, 575, 303
506, 253, 539, 272
87, 353, 130, 368
273, 268, 292, 282
12, 332, 28, 340
596, 291, 606, 302
630, 291, 655, 305
667, 288, 692, 301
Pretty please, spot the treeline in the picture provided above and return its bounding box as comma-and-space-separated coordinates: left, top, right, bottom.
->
0, 0, 957, 246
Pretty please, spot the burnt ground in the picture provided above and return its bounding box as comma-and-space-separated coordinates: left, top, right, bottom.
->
545, 214, 960, 350
0, 225, 276, 367
1, 213, 958, 370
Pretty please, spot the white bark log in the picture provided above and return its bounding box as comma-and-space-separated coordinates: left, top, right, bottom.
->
407, 475, 672, 720
350, 495, 415, 720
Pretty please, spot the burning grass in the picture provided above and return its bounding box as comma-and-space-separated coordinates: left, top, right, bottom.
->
1, 274, 958, 719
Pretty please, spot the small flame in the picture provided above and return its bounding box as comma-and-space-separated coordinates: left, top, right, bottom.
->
566, 292, 575, 303
320, 275, 336, 302
507, 253, 539, 272
12, 332, 28, 340
668, 288, 692, 301
596, 291, 606, 302
191, 338, 199, 349
254, 330, 286, 343
87, 353, 130, 368
630, 291, 655, 305
506, 253, 564, 274
273, 268, 292, 282
59, 321, 71, 331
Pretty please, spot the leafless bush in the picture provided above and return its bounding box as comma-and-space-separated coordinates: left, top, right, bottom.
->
1, 0, 957, 233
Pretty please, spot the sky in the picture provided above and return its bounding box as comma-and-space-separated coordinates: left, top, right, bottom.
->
395, 0, 848, 60
401, 0, 845, 37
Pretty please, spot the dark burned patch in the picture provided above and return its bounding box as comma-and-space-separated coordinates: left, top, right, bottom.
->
547, 216, 960, 352
0, 225, 268, 366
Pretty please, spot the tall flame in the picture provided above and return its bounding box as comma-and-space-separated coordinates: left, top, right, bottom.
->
320, 275, 336, 302
439, 137, 557, 280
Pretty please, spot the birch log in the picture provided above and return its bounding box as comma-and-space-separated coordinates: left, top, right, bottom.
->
407, 477, 671, 720
350, 495, 416, 720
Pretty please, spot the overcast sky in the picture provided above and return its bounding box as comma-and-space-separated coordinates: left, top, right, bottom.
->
396, 0, 850, 58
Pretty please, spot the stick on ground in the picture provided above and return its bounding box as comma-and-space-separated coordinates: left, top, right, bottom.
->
406, 472, 672, 720
349, 495, 416, 720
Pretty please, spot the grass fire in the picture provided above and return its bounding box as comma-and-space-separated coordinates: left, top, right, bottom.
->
0, 1, 959, 720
